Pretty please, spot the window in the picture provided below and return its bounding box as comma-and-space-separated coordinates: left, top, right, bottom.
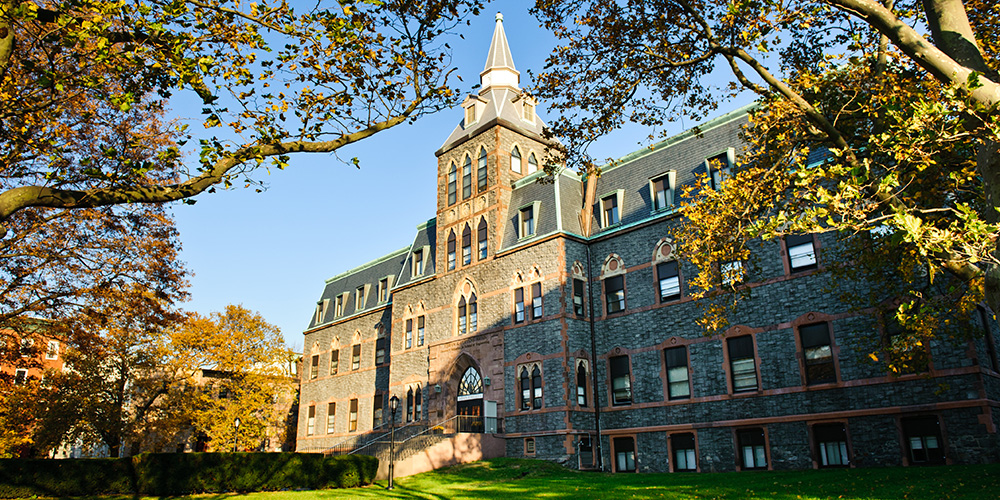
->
417, 315, 425, 346
13, 369, 27, 385
465, 104, 476, 126
602, 194, 620, 226
523, 102, 535, 122
447, 162, 457, 205
672, 433, 697, 471
462, 155, 473, 199
335, 295, 344, 316
459, 296, 468, 335
19, 338, 33, 357
356, 285, 366, 311
447, 230, 456, 270
576, 361, 588, 406
610, 355, 632, 405
737, 428, 767, 469
375, 338, 386, 365
886, 315, 928, 374
519, 367, 531, 410
814, 423, 849, 467
405, 319, 413, 349
330, 350, 339, 375
532, 365, 543, 408
462, 224, 472, 265
326, 403, 336, 433
657, 261, 681, 302
378, 277, 389, 302
514, 287, 525, 323
707, 151, 732, 190
477, 147, 488, 192
800, 323, 835, 385
902, 416, 945, 464
728, 336, 758, 392
721, 260, 744, 285
651, 173, 675, 211
315, 300, 326, 324
787, 234, 818, 272
531, 282, 543, 319
406, 389, 414, 422
351, 344, 361, 371
373, 394, 384, 428
310, 354, 319, 379
525, 437, 536, 454
412, 249, 424, 277
45, 340, 59, 360
664, 346, 690, 400
573, 279, 585, 317
614, 437, 636, 472
605, 275, 625, 314
519, 206, 535, 238
307, 405, 316, 435
477, 219, 488, 260
527, 152, 538, 174
349, 399, 358, 432
415, 386, 422, 418
511, 145, 521, 173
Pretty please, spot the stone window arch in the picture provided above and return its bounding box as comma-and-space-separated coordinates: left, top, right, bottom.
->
477, 217, 489, 260
447, 161, 457, 205
462, 223, 472, 265
447, 229, 457, 270
477, 146, 488, 192
457, 280, 478, 335
462, 154, 473, 199
511, 144, 522, 173
518, 361, 543, 410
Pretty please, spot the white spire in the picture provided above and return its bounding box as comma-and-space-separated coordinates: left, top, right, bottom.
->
480, 11, 519, 92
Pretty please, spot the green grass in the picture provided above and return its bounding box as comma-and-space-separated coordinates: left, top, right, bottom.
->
74, 458, 1000, 500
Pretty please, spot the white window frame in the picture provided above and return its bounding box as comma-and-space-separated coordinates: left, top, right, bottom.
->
519, 201, 540, 239
705, 147, 736, 190
649, 171, 676, 212
599, 189, 624, 228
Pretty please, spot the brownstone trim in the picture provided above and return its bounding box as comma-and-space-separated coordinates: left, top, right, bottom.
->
733, 425, 771, 471
667, 430, 700, 473
897, 412, 952, 466
721, 326, 764, 396
791, 313, 843, 388
807, 419, 854, 469
605, 349, 635, 407
607, 433, 639, 473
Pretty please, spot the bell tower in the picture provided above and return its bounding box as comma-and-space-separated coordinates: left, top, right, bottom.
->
433, 12, 556, 274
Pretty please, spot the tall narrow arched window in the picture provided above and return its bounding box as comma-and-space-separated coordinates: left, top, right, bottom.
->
511, 146, 522, 173
577, 361, 588, 407
458, 296, 468, 335
447, 230, 456, 271
406, 388, 414, 422
462, 224, 472, 265
519, 368, 530, 410
477, 218, 488, 260
463, 155, 473, 199
477, 147, 488, 192
532, 365, 543, 409
469, 293, 477, 332
447, 162, 457, 205
414, 386, 422, 419
528, 152, 538, 174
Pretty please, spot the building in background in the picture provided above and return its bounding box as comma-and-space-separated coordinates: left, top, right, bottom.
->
295, 13, 1000, 473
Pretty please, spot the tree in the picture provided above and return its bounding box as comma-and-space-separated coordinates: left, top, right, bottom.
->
532, 0, 999, 369
0, 0, 484, 238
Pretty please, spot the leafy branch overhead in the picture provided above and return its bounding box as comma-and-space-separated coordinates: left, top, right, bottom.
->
0, 0, 484, 236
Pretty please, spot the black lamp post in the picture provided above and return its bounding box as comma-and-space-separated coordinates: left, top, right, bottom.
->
388, 395, 400, 489
233, 417, 241, 453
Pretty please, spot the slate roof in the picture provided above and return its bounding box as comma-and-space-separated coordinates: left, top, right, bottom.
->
308, 247, 409, 330
395, 218, 437, 287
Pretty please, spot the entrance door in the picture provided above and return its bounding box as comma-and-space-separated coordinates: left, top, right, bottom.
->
456, 366, 484, 433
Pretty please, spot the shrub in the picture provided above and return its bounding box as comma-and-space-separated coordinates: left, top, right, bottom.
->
0, 453, 376, 498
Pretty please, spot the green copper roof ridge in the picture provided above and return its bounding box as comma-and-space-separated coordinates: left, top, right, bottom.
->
325, 246, 411, 284
600, 103, 757, 175
416, 217, 437, 230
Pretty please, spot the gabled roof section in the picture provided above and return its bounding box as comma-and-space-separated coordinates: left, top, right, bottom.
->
308, 247, 409, 330
395, 218, 438, 288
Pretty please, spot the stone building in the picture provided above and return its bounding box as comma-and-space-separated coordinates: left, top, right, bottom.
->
295, 13, 1000, 473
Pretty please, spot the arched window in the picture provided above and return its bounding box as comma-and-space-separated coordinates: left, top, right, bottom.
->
447, 162, 457, 205
462, 224, 472, 265
458, 367, 483, 399
477, 218, 488, 260
469, 293, 477, 332
577, 361, 588, 407
406, 388, 414, 422
477, 147, 488, 192
414, 386, 422, 419
528, 152, 538, 174
458, 296, 468, 335
463, 155, 473, 199
447, 230, 456, 271
511, 146, 521, 173
532, 365, 543, 408
519, 367, 531, 410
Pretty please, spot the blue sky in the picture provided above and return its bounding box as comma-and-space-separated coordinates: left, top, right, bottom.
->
170, 3, 744, 352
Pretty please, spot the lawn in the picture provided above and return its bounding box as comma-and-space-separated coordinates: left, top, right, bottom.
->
94, 458, 1000, 500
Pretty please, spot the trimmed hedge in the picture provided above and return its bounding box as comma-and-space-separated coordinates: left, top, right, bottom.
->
0, 452, 377, 498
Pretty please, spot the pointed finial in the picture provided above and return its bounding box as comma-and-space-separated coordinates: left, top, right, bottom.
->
496, 12, 503, 22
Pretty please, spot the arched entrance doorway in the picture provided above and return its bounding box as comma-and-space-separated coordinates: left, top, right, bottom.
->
456, 366, 484, 433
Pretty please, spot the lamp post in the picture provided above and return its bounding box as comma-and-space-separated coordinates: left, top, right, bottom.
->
388, 395, 399, 490
233, 417, 241, 453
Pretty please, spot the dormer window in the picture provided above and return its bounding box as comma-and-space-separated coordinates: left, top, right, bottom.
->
355, 285, 366, 312
706, 148, 734, 190
523, 102, 535, 122
600, 191, 623, 228
520, 205, 535, 238
413, 249, 424, 277
335, 294, 345, 317
465, 105, 476, 127
650, 172, 676, 211
378, 277, 390, 302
